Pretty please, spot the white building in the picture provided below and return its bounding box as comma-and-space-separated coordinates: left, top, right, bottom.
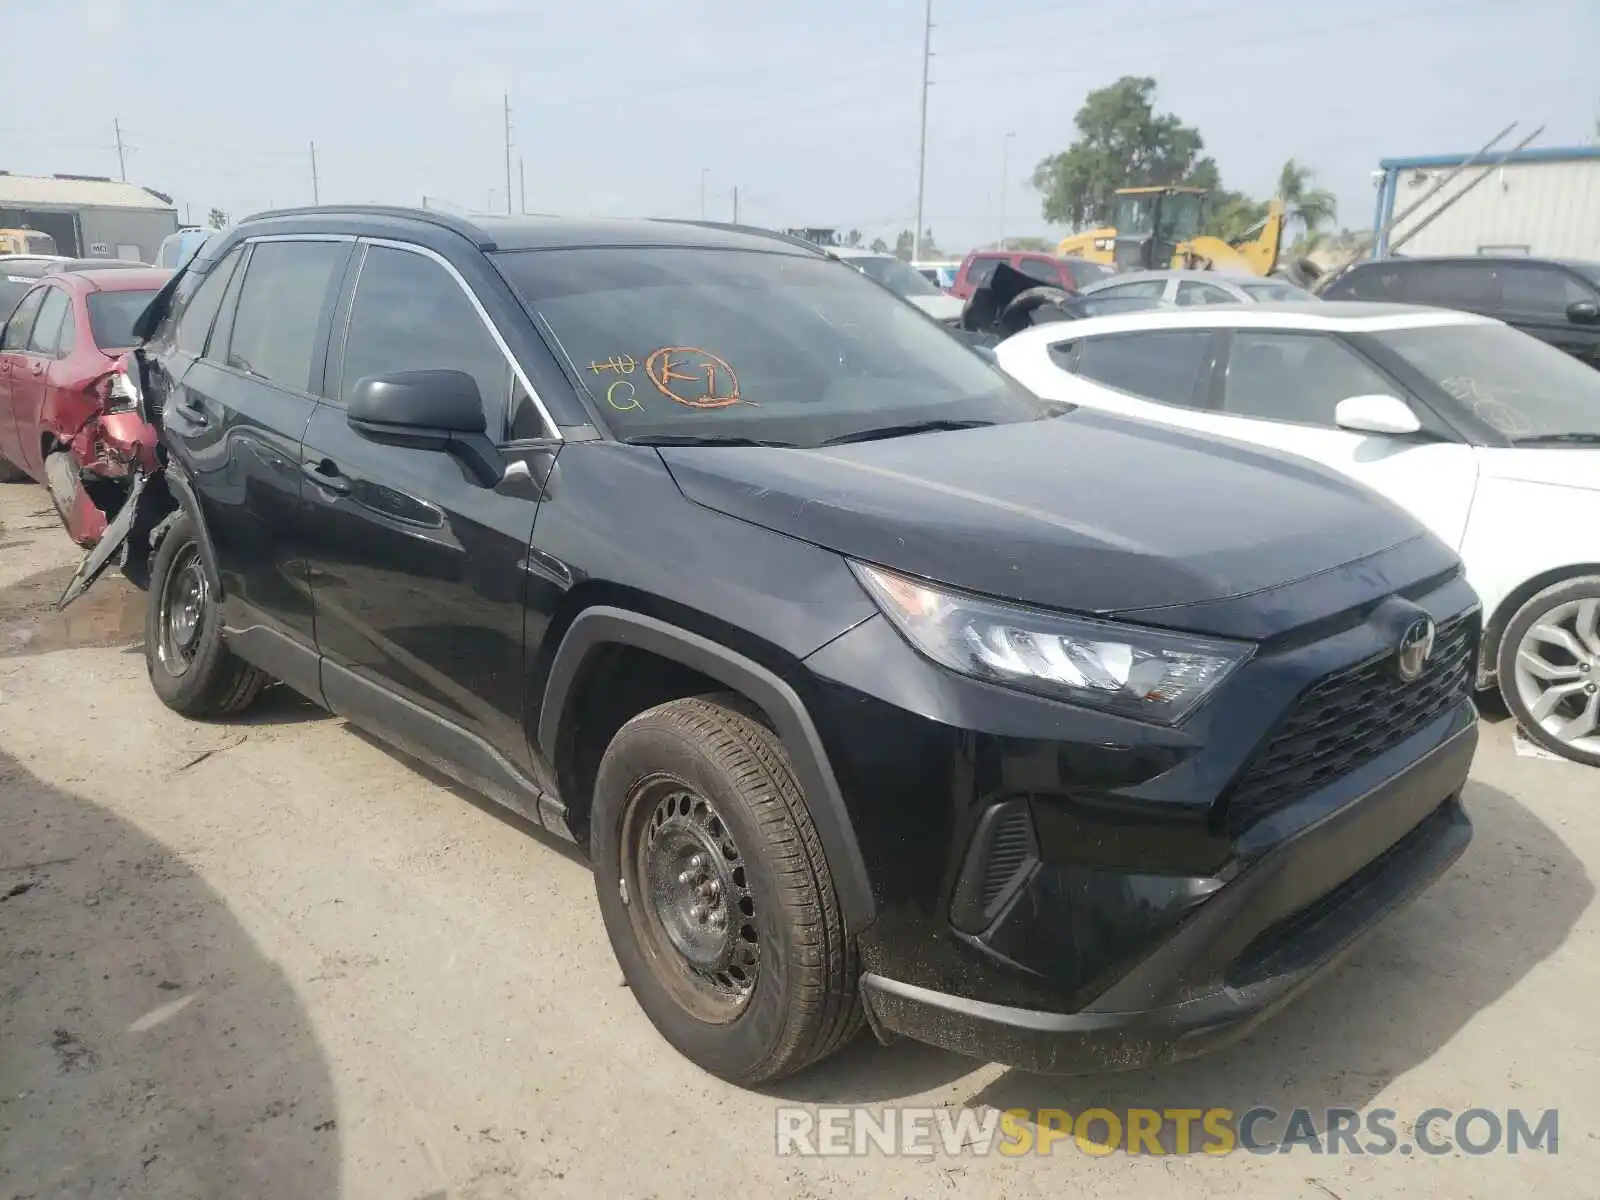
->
0, 172, 179, 263
1373, 145, 1600, 259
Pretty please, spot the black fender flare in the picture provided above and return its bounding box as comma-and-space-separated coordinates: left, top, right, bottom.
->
538, 606, 876, 934
157, 464, 224, 594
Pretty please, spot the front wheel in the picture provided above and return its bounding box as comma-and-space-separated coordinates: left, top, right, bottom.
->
591, 696, 861, 1084
1497, 576, 1600, 767
144, 512, 267, 718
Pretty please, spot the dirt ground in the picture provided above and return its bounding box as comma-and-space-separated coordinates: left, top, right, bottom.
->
1, 478, 1595, 1200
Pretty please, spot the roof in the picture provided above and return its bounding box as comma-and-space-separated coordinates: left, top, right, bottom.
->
0, 173, 175, 211
996, 301, 1495, 351
1082, 268, 1275, 289
44, 266, 170, 293
1378, 145, 1600, 171
237, 206, 828, 256
1341, 254, 1600, 272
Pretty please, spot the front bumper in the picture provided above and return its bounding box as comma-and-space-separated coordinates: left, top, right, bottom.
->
859, 712, 1475, 1073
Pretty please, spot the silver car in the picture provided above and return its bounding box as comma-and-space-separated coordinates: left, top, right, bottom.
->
1079, 269, 1318, 311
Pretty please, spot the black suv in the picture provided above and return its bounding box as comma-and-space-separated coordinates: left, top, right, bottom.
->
1322, 255, 1600, 367
84, 207, 1479, 1084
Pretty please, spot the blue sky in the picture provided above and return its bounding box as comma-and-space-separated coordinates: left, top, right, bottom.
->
6, 0, 1596, 254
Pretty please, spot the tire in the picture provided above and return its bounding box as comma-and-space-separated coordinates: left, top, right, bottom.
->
591, 695, 862, 1084
1496, 575, 1600, 767
144, 512, 267, 718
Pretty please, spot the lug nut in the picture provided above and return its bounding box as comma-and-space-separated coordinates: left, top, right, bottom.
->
708, 911, 726, 928
678, 869, 694, 885
690, 904, 705, 922
689, 854, 705, 871
701, 880, 720, 898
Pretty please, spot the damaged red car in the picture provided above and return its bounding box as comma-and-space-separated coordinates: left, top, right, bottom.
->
0, 266, 166, 544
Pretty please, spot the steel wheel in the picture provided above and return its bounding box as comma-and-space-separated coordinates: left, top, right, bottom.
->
156, 544, 208, 677
621, 775, 760, 1024
1511, 597, 1600, 757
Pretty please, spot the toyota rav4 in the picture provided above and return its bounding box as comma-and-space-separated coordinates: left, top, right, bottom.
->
72, 207, 1480, 1084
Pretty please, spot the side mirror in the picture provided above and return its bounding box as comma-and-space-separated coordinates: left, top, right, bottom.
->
347, 369, 501, 486
1335, 394, 1422, 436
1566, 299, 1600, 325
347, 369, 486, 440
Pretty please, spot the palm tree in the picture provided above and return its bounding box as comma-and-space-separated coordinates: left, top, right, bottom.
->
1276, 159, 1337, 253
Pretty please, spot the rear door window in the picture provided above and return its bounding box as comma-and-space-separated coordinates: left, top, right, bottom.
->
175, 247, 244, 357
1405, 262, 1500, 308
963, 257, 1003, 287
223, 240, 346, 392
1175, 281, 1235, 306
1015, 258, 1063, 286
2, 287, 46, 351
25, 289, 70, 357
1073, 329, 1212, 406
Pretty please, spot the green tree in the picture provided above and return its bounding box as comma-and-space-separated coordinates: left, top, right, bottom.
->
206, 207, 229, 230
894, 229, 914, 261
1204, 189, 1270, 242
843, 228, 863, 248
1031, 76, 1217, 228
1277, 158, 1337, 252
869, 237, 889, 254
1004, 236, 1052, 252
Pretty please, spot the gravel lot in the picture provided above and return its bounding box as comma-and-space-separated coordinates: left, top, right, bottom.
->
1, 478, 1595, 1199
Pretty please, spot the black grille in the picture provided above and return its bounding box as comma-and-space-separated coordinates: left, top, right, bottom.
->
1226, 612, 1476, 832
981, 809, 1035, 909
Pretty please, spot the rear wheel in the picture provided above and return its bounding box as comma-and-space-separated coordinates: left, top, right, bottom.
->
144, 512, 267, 718
1497, 576, 1600, 767
591, 695, 861, 1084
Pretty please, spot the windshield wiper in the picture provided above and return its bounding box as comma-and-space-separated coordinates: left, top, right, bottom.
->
1510, 432, 1600, 446
624, 433, 798, 448
821, 418, 995, 446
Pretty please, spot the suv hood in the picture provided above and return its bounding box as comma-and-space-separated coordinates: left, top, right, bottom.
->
659, 409, 1433, 623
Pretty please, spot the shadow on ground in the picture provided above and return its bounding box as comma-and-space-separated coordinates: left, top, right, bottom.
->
0, 750, 340, 1198
784, 779, 1591, 1143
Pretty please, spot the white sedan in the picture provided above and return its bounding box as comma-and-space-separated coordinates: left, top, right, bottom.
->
995, 301, 1600, 766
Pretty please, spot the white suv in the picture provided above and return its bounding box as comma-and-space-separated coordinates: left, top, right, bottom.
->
996, 301, 1600, 766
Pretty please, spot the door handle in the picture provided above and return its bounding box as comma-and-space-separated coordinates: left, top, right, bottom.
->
303, 458, 351, 495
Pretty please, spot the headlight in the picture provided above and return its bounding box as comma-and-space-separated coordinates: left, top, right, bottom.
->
851, 562, 1253, 724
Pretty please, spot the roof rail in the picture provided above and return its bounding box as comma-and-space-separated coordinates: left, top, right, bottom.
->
650, 218, 830, 256
237, 204, 497, 250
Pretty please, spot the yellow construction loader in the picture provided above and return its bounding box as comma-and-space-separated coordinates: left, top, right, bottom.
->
1057, 186, 1288, 277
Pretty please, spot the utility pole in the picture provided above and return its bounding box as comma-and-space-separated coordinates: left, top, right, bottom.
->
912, 0, 933, 262
184, 202, 192, 225
997, 131, 1014, 250
700, 168, 709, 220
503, 93, 513, 215
310, 140, 320, 204
732, 185, 739, 225
113, 118, 127, 182
519, 156, 526, 214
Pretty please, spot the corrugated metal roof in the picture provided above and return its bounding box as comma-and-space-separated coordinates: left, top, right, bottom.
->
0, 173, 175, 211
1379, 145, 1600, 170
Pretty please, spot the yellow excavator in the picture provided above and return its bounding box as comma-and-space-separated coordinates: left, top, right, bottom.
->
1057, 186, 1288, 276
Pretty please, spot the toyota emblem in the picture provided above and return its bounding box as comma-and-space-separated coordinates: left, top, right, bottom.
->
1396, 616, 1436, 682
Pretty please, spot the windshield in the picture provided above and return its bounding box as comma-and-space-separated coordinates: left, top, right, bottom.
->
1239, 281, 1315, 302
844, 254, 941, 297
494, 247, 1045, 446
87, 290, 160, 350
1568, 261, 1600, 289
1113, 194, 1155, 238
1157, 193, 1204, 242
1373, 323, 1600, 443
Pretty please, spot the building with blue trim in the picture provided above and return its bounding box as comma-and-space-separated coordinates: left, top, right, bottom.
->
1371, 145, 1600, 259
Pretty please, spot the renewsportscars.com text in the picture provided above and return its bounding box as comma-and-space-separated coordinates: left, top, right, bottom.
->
775, 1106, 1559, 1158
